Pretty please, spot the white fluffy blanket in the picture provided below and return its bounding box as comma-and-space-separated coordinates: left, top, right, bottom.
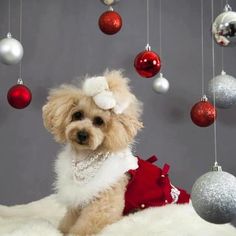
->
0, 195, 235, 236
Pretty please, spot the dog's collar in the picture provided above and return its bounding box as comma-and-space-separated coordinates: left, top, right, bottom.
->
55, 145, 138, 207
72, 152, 110, 185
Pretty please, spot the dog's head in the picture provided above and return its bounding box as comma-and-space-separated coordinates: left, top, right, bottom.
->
42, 70, 143, 153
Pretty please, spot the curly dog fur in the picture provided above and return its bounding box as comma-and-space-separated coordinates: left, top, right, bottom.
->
42, 70, 143, 235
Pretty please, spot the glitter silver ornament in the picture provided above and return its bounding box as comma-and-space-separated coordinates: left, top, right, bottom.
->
153, 73, 169, 94
191, 164, 236, 224
212, 4, 236, 47
0, 33, 24, 65
207, 70, 236, 109
100, 0, 119, 6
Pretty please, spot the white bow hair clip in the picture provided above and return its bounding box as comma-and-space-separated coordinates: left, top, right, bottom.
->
82, 76, 129, 114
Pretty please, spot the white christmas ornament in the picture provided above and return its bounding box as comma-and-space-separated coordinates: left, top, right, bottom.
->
207, 70, 236, 109
0, 33, 23, 65
153, 73, 169, 94
191, 164, 236, 224
100, 0, 120, 6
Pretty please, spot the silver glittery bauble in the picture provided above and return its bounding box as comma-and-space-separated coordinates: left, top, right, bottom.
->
212, 4, 236, 47
153, 73, 169, 94
100, 0, 119, 6
191, 165, 236, 224
0, 33, 24, 65
207, 70, 236, 109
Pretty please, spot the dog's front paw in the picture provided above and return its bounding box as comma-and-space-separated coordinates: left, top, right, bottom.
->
69, 228, 96, 236
58, 226, 70, 235
65, 234, 82, 236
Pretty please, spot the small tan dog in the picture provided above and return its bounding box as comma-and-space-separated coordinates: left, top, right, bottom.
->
42, 70, 143, 235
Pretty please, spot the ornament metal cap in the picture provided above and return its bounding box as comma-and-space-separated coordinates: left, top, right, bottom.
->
17, 78, 24, 85
221, 70, 226, 76
7, 32, 12, 38
212, 162, 222, 172
108, 6, 114, 11
200, 95, 208, 102
224, 3, 232, 12
145, 44, 151, 51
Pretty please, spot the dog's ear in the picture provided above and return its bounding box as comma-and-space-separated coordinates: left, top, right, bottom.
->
117, 114, 143, 141
105, 70, 143, 139
116, 91, 143, 141
42, 85, 80, 143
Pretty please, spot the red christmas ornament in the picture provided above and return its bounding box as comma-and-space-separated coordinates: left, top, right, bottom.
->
190, 96, 217, 127
134, 47, 161, 78
98, 9, 122, 35
7, 81, 32, 109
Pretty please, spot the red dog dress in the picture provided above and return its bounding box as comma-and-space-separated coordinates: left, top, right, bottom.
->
123, 155, 190, 215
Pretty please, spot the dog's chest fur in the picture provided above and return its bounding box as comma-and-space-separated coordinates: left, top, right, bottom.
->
54, 145, 138, 207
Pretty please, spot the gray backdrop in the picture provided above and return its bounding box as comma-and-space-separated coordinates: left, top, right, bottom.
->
0, 0, 235, 218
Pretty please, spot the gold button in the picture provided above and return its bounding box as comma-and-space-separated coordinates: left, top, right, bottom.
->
140, 204, 145, 208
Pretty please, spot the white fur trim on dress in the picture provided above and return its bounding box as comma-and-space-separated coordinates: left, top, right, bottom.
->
54, 145, 138, 207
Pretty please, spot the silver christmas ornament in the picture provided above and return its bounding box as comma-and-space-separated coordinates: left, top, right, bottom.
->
207, 70, 236, 109
212, 4, 236, 47
0, 33, 24, 65
100, 0, 119, 6
153, 73, 169, 94
191, 163, 236, 224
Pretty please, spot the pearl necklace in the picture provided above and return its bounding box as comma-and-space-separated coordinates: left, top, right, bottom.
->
72, 152, 110, 185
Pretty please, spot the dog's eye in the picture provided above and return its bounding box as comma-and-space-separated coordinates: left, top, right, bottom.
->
72, 111, 84, 121
93, 116, 104, 126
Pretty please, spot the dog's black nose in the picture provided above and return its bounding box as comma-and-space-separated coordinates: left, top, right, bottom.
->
77, 131, 89, 143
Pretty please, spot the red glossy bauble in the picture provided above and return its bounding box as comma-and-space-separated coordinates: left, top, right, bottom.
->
190, 99, 217, 127
7, 84, 32, 109
98, 10, 122, 35
134, 50, 161, 78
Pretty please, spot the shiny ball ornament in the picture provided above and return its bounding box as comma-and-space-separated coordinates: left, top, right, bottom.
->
153, 73, 169, 94
212, 4, 236, 47
100, 0, 119, 6
98, 9, 122, 35
7, 81, 32, 109
191, 165, 236, 224
190, 95, 216, 127
207, 70, 236, 109
134, 46, 161, 78
0, 33, 23, 65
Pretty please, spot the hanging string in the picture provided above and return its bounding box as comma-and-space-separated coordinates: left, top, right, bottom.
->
146, 0, 150, 48
19, 0, 23, 81
211, 0, 218, 166
8, 0, 11, 33
221, 0, 224, 71
221, 45, 224, 71
159, 0, 162, 59
201, 0, 205, 96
